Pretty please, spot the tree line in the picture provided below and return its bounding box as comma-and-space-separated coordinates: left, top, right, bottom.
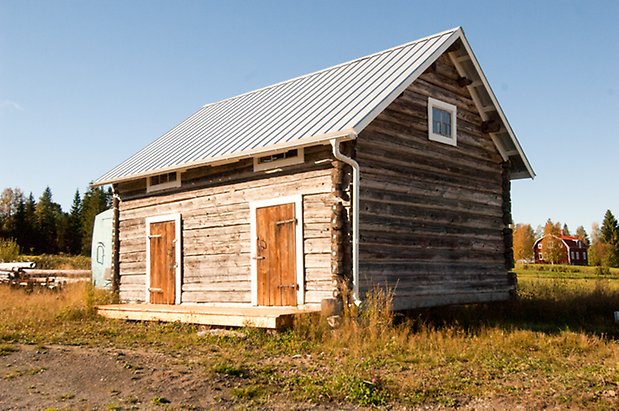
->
0, 186, 112, 256
513, 209, 619, 267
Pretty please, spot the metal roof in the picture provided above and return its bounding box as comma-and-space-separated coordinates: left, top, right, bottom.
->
94, 27, 533, 185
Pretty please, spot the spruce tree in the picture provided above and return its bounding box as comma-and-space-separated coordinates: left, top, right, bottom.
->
12, 197, 26, 246
21, 193, 37, 253
35, 187, 62, 254
600, 210, 618, 243
67, 190, 83, 255
80, 186, 111, 255
575, 226, 589, 245
600, 210, 619, 267
562, 223, 570, 236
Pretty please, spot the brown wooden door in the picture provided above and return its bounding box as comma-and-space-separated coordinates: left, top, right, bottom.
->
256, 203, 297, 306
149, 220, 176, 304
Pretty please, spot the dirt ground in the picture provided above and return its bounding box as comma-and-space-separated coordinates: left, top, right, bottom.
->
0, 344, 537, 411
0, 344, 266, 410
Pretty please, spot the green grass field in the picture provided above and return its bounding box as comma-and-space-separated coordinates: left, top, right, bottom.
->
0, 265, 617, 409
516, 262, 619, 279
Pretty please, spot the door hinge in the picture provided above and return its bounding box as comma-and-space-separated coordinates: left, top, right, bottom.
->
148, 234, 162, 239
277, 284, 298, 290
149, 287, 163, 292
276, 218, 297, 226
252, 256, 265, 260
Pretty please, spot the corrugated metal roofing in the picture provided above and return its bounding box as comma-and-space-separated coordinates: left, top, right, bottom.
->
95, 27, 533, 185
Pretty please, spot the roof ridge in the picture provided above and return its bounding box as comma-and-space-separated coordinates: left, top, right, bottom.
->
201, 27, 461, 109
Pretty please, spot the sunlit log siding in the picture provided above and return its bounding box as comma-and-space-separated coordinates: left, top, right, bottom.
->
115, 146, 335, 306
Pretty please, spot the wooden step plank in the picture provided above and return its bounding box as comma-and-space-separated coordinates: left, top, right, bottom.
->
95, 304, 318, 329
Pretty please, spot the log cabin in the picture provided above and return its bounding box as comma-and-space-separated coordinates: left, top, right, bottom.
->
93, 27, 534, 326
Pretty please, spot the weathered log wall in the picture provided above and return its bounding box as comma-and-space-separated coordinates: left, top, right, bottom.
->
115, 145, 335, 305
356, 53, 512, 309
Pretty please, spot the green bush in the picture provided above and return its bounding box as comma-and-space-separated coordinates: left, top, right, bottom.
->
0, 238, 20, 262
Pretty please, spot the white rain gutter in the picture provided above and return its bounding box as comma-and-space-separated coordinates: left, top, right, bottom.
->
330, 136, 361, 306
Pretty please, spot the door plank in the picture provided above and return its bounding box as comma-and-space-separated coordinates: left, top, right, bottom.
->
149, 220, 176, 304
256, 203, 297, 306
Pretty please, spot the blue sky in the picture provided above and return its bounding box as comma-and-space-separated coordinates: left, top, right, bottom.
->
1, 0, 618, 233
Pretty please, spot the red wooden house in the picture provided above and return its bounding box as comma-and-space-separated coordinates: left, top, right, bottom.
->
534, 235, 588, 265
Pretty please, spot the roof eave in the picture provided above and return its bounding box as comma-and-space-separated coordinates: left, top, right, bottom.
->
92, 129, 358, 187
453, 29, 535, 179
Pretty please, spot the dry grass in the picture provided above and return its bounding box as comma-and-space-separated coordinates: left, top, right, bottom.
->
0, 282, 112, 344
281, 279, 619, 407
0, 276, 618, 408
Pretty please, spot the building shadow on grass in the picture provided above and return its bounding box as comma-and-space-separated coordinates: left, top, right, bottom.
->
399, 288, 619, 339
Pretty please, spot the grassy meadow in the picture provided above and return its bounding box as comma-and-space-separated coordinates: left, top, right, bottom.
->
0, 265, 618, 408
15, 254, 91, 270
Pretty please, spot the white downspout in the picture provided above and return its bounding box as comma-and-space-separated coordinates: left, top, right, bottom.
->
331, 137, 361, 306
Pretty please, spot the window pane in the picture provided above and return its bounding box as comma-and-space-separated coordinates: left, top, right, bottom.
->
432, 108, 441, 134
442, 110, 451, 125
432, 107, 452, 138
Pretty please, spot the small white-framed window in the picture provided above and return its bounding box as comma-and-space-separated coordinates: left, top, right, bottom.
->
253, 148, 304, 172
146, 171, 181, 193
538, 252, 543, 260
428, 97, 457, 146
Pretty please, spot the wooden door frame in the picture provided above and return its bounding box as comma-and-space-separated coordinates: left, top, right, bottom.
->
145, 213, 182, 304
250, 195, 304, 306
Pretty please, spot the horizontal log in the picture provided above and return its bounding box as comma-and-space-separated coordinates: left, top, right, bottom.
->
304, 290, 335, 304
360, 183, 501, 217
409, 77, 478, 112
119, 291, 145, 303
388, 291, 511, 310
182, 282, 250, 292
359, 188, 502, 220
360, 120, 501, 168
357, 139, 501, 186
360, 160, 499, 195
181, 290, 251, 304
183, 272, 250, 283
396, 86, 482, 130
119, 261, 146, 272
359, 223, 502, 244
304, 237, 331, 254
120, 168, 332, 212
20, 269, 90, 278
359, 244, 500, 262
120, 275, 145, 286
